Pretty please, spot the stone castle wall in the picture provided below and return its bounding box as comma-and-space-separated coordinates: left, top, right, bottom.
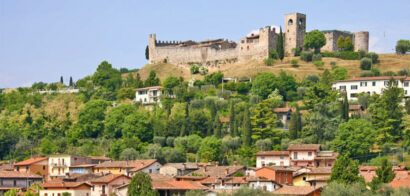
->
321, 31, 353, 52
353, 31, 369, 52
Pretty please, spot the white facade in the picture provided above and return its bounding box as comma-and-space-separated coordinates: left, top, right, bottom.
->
48, 155, 71, 177
40, 189, 90, 196
135, 86, 162, 105
290, 151, 315, 161
249, 181, 281, 192
256, 155, 290, 168
332, 77, 410, 100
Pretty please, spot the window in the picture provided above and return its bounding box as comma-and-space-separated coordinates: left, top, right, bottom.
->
351, 93, 357, 98
372, 81, 376, 86
102, 185, 106, 194
288, 19, 293, 25
280, 154, 284, 159
26, 166, 29, 171
144, 98, 147, 102
263, 186, 267, 191
405, 82, 409, 87
308, 152, 312, 156
247, 45, 249, 50
302, 177, 306, 181
328, 162, 332, 166
45, 194, 48, 196
339, 86, 346, 91
405, 90, 408, 95
14, 180, 16, 186
119, 168, 122, 172
261, 155, 265, 159
351, 85, 358, 90
299, 19, 303, 25
384, 81, 388, 86
153, 90, 158, 96
360, 82, 367, 87
0, 179, 2, 186
16, 166, 19, 171
58, 193, 61, 196
62, 159, 65, 165
86, 194, 89, 196
293, 152, 298, 159
149, 169, 152, 173
43, 166, 46, 170
97, 168, 100, 173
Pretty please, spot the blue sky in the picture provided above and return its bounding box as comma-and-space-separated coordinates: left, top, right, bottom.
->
1, 0, 409, 88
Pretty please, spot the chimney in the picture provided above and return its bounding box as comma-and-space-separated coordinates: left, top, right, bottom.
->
203, 165, 207, 172
225, 168, 229, 175
183, 163, 187, 170
216, 162, 219, 167
233, 161, 237, 166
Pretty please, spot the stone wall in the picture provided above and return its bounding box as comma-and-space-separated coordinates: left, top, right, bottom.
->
321, 31, 353, 52
353, 31, 369, 52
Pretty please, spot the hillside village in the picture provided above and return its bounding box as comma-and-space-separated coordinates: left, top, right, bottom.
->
1, 6, 410, 196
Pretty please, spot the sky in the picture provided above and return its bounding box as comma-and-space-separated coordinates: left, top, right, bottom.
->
1, 0, 409, 88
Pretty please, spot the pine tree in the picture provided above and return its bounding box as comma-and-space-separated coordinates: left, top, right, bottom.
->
60, 76, 63, 84
369, 158, 395, 190
342, 92, 349, 121
277, 27, 284, 62
214, 114, 222, 138
242, 105, 252, 146
127, 172, 158, 196
69, 76, 73, 87
229, 102, 235, 136
145, 45, 149, 60
329, 153, 364, 184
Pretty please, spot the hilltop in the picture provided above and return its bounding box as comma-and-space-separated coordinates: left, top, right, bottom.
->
135, 54, 410, 81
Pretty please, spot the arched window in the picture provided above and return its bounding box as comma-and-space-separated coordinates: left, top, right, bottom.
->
299, 19, 303, 25
288, 19, 293, 25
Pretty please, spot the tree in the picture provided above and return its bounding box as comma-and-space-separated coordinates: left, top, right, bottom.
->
369, 79, 404, 144
197, 137, 222, 162
117, 88, 136, 100
204, 72, 224, 86
69, 77, 73, 87
289, 106, 302, 139
127, 172, 158, 196
251, 72, 278, 99
229, 102, 236, 136
341, 92, 349, 121
120, 148, 139, 160
395, 39, 409, 55
40, 137, 57, 155
213, 114, 222, 138
250, 98, 282, 144
277, 27, 284, 62
145, 45, 149, 60
306, 101, 342, 143
344, 37, 354, 51
329, 153, 364, 184
104, 104, 137, 138
255, 139, 273, 151
331, 119, 375, 158
242, 105, 252, 146
369, 158, 395, 190
60, 76, 64, 84
337, 36, 345, 50
92, 61, 122, 91
73, 100, 108, 139
162, 76, 180, 94
121, 111, 153, 142
303, 30, 326, 53
360, 58, 372, 70
144, 71, 160, 87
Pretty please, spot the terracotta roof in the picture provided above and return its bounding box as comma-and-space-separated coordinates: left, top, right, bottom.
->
63, 173, 100, 181
42, 181, 92, 188
299, 110, 309, 114
389, 178, 410, 189
188, 166, 245, 177
254, 151, 289, 156
0, 171, 42, 178
293, 167, 332, 177
14, 157, 48, 166
360, 170, 409, 183
274, 107, 292, 113
151, 180, 208, 190
256, 166, 296, 172
162, 163, 200, 170
91, 174, 130, 184
148, 173, 174, 181
200, 177, 248, 185
94, 159, 158, 172
272, 185, 322, 195
0, 163, 14, 171
175, 176, 207, 181
349, 105, 363, 111
135, 86, 163, 91
89, 156, 113, 161
219, 117, 230, 123
335, 76, 410, 83
288, 144, 321, 151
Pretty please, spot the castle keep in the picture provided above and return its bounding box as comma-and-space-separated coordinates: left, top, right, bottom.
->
148, 13, 369, 65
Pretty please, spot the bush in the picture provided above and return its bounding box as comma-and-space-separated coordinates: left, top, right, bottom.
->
292, 47, 302, 56
321, 52, 336, 57
291, 59, 299, 67
340, 51, 360, 60
395, 39, 409, 55
312, 54, 322, 61
269, 50, 278, 59
370, 67, 381, 76
382, 71, 396, 76
300, 51, 313, 62
397, 68, 409, 76
365, 52, 379, 64
360, 71, 375, 77
163, 58, 168, 63
314, 61, 324, 67
190, 64, 199, 74
360, 58, 372, 70
358, 50, 367, 58
264, 58, 275, 66
199, 66, 208, 75
330, 61, 337, 66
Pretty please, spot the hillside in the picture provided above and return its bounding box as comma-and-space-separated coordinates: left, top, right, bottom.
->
135, 54, 410, 81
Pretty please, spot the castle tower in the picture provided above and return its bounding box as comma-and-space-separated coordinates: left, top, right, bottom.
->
353, 31, 369, 52
284, 13, 306, 56
148, 34, 156, 63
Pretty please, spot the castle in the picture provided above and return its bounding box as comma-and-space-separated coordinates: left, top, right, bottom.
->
148, 13, 369, 66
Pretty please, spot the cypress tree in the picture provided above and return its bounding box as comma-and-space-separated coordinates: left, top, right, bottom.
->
229, 102, 235, 136
69, 76, 73, 87
242, 105, 252, 146
342, 92, 349, 121
60, 76, 64, 84
180, 103, 190, 136
145, 45, 149, 60
277, 27, 284, 62
289, 106, 302, 139
214, 114, 222, 138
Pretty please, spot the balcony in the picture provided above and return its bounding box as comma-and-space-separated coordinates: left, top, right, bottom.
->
50, 163, 67, 167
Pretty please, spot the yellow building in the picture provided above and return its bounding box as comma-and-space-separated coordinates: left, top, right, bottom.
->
48, 155, 91, 179
292, 167, 331, 187
40, 181, 92, 196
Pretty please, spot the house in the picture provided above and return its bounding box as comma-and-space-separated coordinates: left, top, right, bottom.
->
349, 105, 365, 117
200, 177, 248, 190
254, 151, 290, 167
359, 165, 408, 183
63, 173, 100, 183
292, 167, 332, 186
314, 151, 338, 167
273, 107, 293, 129
272, 185, 322, 196
14, 157, 49, 180
48, 155, 92, 179
0, 171, 43, 192
90, 174, 131, 196
112, 183, 128, 196
135, 86, 163, 105
255, 167, 295, 185
332, 76, 410, 101
187, 163, 246, 178
151, 179, 209, 196
0, 162, 14, 171
247, 176, 283, 192
288, 144, 321, 167
89, 157, 113, 165
40, 181, 92, 196
93, 159, 161, 176
69, 165, 95, 175
159, 163, 201, 177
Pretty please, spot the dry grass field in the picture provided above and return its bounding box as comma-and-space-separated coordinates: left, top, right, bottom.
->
132, 54, 410, 81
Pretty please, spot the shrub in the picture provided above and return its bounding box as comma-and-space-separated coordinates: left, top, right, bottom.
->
358, 50, 367, 58
269, 50, 278, 59
292, 47, 302, 56
314, 61, 324, 67
382, 71, 396, 76
395, 39, 409, 54
397, 68, 409, 76
370, 67, 381, 76
190, 64, 199, 74
365, 52, 379, 64
300, 51, 313, 62
360, 58, 372, 70
291, 59, 299, 67
330, 61, 337, 66
163, 58, 168, 63
312, 54, 322, 61
264, 58, 275, 66
199, 66, 208, 75
340, 51, 360, 60
321, 52, 336, 57
360, 71, 375, 77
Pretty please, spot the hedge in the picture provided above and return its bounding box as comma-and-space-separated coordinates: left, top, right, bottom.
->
320, 51, 361, 60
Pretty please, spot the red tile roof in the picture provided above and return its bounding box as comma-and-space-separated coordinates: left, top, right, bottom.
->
288, 144, 321, 151
256, 166, 296, 172
219, 117, 230, 123
14, 157, 48, 166
151, 180, 208, 190
254, 151, 289, 156
89, 156, 113, 161
42, 181, 92, 188
272, 185, 322, 195
91, 174, 130, 184
335, 76, 410, 82
0, 171, 42, 178
274, 107, 292, 113
389, 178, 410, 189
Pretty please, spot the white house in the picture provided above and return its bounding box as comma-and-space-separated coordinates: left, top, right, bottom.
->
332, 76, 410, 100
254, 151, 290, 167
135, 86, 163, 105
